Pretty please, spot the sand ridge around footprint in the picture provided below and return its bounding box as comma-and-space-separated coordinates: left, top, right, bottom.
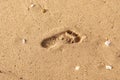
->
41, 30, 81, 49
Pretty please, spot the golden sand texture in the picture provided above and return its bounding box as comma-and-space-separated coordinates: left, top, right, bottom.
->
0, 0, 120, 80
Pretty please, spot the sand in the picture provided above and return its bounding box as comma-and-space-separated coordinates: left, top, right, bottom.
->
0, 0, 120, 80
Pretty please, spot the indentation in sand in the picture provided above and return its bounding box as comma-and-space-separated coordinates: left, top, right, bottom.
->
41, 30, 81, 49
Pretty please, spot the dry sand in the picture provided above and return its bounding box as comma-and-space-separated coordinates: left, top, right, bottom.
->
0, 0, 120, 80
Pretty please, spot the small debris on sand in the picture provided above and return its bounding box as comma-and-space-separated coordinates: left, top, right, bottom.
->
75, 66, 80, 71
42, 9, 48, 13
22, 39, 26, 44
105, 40, 111, 46
28, 4, 35, 10
0, 70, 3, 73
105, 65, 112, 70
30, 4, 35, 8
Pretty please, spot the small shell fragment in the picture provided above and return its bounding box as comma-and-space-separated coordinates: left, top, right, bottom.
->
28, 4, 35, 10
22, 39, 26, 44
105, 40, 111, 46
75, 66, 80, 71
30, 4, 35, 8
105, 65, 112, 70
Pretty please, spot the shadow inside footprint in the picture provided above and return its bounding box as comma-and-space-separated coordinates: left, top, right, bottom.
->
41, 30, 81, 48
74, 37, 81, 43
66, 30, 78, 37
41, 36, 57, 48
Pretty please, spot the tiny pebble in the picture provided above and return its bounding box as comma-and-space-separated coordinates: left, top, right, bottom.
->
30, 4, 35, 8
105, 65, 112, 70
20, 77, 23, 79
22, 39, 26, 44
75, 66, 80, 71
0, 70, 3, 73
42, 9, 48, 13
105, 40, 111, 46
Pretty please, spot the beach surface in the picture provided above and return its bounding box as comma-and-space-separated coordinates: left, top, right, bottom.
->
0, 0, 120, 80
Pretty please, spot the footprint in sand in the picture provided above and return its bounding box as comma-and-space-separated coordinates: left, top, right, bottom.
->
41, 30, 81, 48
